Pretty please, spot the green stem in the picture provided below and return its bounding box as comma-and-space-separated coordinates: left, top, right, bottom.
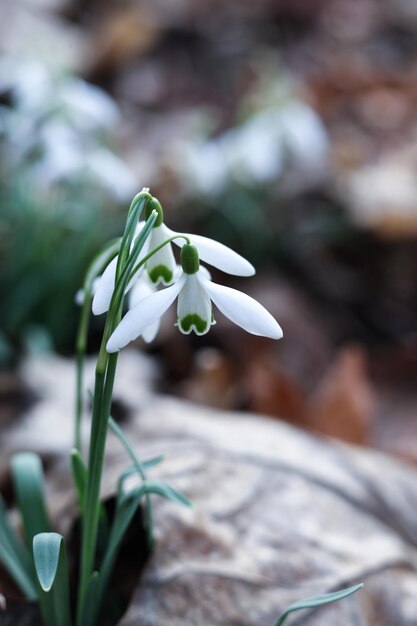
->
74, 237, 121, 455
75, 292, 92, 454
77, 320, 117, 626
130, 235, 190, 280
77, 203, 157, 626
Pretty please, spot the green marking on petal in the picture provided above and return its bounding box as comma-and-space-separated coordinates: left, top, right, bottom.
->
148, 265, 173, 285
179, 314, 209, 334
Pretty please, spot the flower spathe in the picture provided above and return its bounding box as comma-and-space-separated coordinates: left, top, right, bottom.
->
106, 247, 283, 353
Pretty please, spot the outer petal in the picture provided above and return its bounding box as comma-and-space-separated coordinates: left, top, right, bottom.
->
92, 257, 117, 315
92, 225, 150, 316
129, 274, 160, 343
169, 229, 255, 277
141, 320, 160, 343
75, 277, 100, 306
201, 276, 283, 339
107, 274, 185, 352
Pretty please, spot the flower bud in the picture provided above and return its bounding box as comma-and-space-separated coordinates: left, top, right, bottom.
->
181, 244, 200, 275
145, 197, 164, 227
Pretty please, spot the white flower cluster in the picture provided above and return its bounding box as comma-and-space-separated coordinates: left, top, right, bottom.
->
92, 195, 283, 352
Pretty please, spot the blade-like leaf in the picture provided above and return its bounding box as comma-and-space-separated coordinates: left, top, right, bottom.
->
11, 453, 51, 548
0, 495, 37, 598
142, 480, 192, 508
121, 480, 192, 509
274, 583, 364, 626
118, 456, 165, 485
109, 416, 154, 551
33, 533, 62, 592
33, 533, 71, 626
80, 572, 100, 626
71, 448, 88, 512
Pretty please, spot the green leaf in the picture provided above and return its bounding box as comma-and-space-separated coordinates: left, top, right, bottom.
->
11, 453, 51, 548
33, 533, 71, 626
118, 456, 165, 484
109, 416, 155, 552
0, 495, 37, 598
80, 572, 100, 626
71, 448, 88, 511
138, 480, 192, 508
274, 583, 364, 626
33, 533, 62, 592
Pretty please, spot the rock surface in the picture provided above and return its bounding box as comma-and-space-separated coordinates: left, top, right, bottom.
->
3, 353, 417, 625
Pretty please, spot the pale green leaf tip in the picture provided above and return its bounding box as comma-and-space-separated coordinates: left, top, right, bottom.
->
33, 533, 64, 592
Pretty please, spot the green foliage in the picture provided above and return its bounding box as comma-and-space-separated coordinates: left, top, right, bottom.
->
33, 533, 71, 626
11, 452, 51, 548
0, 181, 123, 363
0, 495, 37, 598
274, 583, 364, 625
71, 448, 88, 512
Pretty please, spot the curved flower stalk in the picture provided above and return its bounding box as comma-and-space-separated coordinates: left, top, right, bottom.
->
92, 198, 254, 316
107, 243, 282, 352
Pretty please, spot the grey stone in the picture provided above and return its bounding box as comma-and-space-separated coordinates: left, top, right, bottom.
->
4, 353, 417, 625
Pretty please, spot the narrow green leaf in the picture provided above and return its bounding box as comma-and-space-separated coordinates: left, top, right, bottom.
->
274, 583, 364, 626
80, 572, 100, 626
33, 533, 71, 626
109, 416, 155, 552
11, 453, 51, 548
118, 456, 165, 485
0, 495, 37, 598
123, 480, 192, 509
71, 448, 88, 511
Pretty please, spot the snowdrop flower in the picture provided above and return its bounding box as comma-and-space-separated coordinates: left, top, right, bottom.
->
77, 265, 160, 343
75, 277, 101, 306
92, 197, 255, 316
106, 244, 282, 353
128, 271, 160, 343
142, 198, 255, 285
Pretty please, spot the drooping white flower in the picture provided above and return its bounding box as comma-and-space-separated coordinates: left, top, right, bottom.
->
128, 271, 160, 343
75, 277, 101, 306
106, 244, 282, 353
92, 198, 255, 316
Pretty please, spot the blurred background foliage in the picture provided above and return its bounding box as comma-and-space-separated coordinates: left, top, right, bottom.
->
1, 0, 417, 459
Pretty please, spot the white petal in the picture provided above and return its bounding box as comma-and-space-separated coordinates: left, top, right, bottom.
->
92, 224, 151, 316
75, 277, 100, 306
75, 288, 84, 306
128, 274, 160, 343
107, 275, 185, 352
177, 274, 213, 335
146, 224, 177, 285
170, 229, 255, 277
133, 220, 146, 239
129, 273, 155, 308
142, 320, 160, 343
201, 276, 283, 339
92, 257, 117, 315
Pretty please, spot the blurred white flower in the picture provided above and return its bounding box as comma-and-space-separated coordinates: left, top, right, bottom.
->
179, 99, 328, 195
